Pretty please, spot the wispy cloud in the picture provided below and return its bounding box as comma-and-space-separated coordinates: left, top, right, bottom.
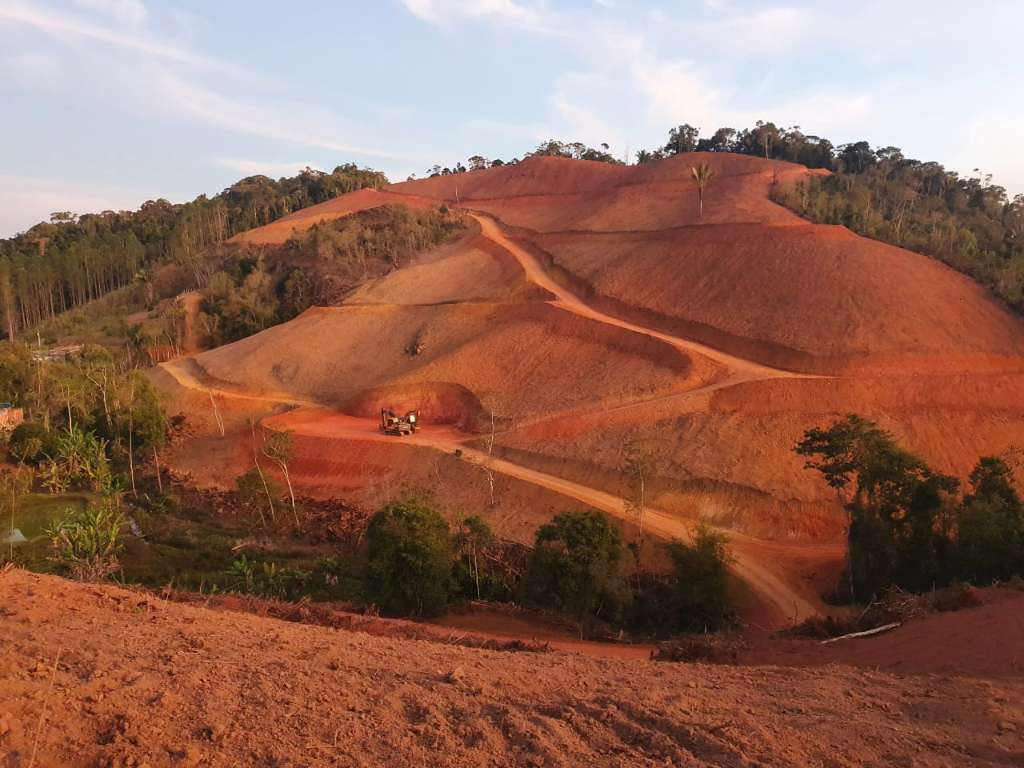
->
402, 0, 564, 35
1, 0, 399, 162
154, 70, 401, 160
215, 158, 321, 178
0, 1, 225, 69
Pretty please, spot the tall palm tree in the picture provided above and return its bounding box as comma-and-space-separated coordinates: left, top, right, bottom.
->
690, 163, 715, 218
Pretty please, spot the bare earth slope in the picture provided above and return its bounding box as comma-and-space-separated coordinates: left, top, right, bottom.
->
3, 570, 1023, 768
157, 151, 1024, 626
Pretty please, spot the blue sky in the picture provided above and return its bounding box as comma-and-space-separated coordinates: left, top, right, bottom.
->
1, 0, 1022, 236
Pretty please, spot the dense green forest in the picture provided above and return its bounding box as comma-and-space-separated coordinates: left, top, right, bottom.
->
0, 342, 165, 493
0, 164, 387, 341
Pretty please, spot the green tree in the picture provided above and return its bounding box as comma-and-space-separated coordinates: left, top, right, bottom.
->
365, 496, 452, 617
795, 415, 958, 601
522, 510, 633, 626
957, 456, 1024, 583
8, 421, 54, 464
665, 124, 700, 155
665, 526, 730, 631
280, 268, 314, 320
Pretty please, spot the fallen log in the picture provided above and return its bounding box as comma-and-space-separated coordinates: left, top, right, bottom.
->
820, 621, 901, 644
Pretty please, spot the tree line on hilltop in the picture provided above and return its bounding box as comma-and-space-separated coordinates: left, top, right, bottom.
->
0, 165, 387, 341
5, 117, 1022, 350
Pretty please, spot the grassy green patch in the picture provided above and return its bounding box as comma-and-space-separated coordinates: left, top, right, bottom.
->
35, 285, 146, 349
6, 493, 90, 540
6, 491, 367, 603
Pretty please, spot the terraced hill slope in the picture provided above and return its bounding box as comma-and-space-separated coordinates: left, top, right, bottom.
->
156, 152, 1024, 625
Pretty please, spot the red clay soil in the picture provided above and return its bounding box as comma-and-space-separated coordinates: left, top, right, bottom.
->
742, 587, 1024, 678
184, 300, 712, 421
4, 569, 1023, 768
530, 224, 1024, 370
153, 150, 1024, 628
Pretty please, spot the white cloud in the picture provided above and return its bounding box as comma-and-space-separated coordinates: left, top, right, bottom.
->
0, 1, 224, 69
215, 158, 321, 178
153, 70, 400, 160
72, 0, 146, 27
402, 0, 563, 34
0, 174, 148, 237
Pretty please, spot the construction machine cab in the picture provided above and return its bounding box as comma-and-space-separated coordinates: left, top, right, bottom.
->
380, 408, 420, 436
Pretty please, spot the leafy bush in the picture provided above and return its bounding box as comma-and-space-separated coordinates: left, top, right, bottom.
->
7, 421, 55, 464
665, 526, 731, 632
452, 515, 522, 601
365, 496, 453, 617
521, 510, 633, 624
957, 457, 1024, 583
235, 467, 284, 526
46, 501, 124, 581
797, 416, 1024, 601
225, 555, 311, 600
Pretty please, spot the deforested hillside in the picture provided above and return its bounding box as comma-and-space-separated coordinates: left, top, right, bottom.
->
155, 150, 1024, 623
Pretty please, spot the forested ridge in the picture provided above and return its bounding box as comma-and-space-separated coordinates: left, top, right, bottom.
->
0, 164, 387, 340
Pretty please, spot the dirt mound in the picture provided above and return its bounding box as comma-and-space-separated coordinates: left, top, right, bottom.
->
348, 230, 549, 306
343, 382, 487, 429
3, 569, 1022, 767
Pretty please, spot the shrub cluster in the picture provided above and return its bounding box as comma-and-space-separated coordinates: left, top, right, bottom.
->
797, 415, 1024, 602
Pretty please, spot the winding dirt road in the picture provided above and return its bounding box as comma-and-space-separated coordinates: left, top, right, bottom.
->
262, 407, 825, 623
469, 214, 802, 383
161, 213, 834, 625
